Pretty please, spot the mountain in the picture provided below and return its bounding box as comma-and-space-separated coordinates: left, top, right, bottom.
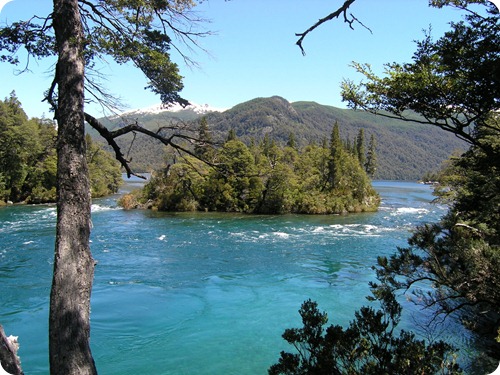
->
199, 96, 465, 180
116, 102, 227, 118
94, 96, 466, 180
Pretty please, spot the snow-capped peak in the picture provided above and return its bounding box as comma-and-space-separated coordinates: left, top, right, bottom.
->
119, 102, 226, 116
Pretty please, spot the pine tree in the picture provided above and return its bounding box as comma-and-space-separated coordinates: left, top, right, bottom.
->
194, 117, 214, 160
356, 128, 366, 167
365, 134, 377, 177
327, 121, 342, 189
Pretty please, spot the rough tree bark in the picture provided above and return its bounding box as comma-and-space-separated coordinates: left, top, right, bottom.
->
0, 325, 23, 375
49, 0, 97, 374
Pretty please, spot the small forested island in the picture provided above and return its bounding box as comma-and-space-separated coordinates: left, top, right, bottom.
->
0, 93, 122, 205
120, 119, 380, 214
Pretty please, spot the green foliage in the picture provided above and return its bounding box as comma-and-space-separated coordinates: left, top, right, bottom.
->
1, 1, 202, 109
356, 128, 365, 166
194, 117, 215, 161
226, 128, 237, 142
197, 139, 261, 212
269, 288, 461, 375
341, 6, 499, 147
375, 121, 500, 363
364, 134, 377, 177
286, 132, 297, 149
256, 162, 295, 214
0, 93, 57, 203
361, 6, 500, 365
0, 94, 122, 203
86, 135, 123, 198
0, 21, 55, 64
99, 96, 465, 180
133, 123, 380, 214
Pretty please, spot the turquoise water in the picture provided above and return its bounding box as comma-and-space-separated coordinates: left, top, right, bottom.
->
0, 181, 473, 374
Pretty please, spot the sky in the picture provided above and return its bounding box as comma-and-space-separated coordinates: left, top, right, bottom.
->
0, 0, 483, 119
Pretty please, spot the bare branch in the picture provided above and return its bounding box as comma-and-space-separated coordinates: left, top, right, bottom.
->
295, 0, 371, 55
84, 112, 141, 179
84, 112, 218, 179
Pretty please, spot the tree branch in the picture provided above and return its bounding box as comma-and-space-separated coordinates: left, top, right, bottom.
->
84, 112, 140, 178
295, 0, 371, 55
349, 105, 477, 145
84, 112, 218, 178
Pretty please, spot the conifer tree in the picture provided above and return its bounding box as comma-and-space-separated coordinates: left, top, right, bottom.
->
344, 137, 352, 154
321, 136, 328, 150
365, 134, 377, 177
194, 117, 214, 160
327, 122, 342, 189
356, 128, 366, 167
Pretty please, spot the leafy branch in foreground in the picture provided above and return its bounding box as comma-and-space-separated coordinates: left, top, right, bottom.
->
340, 5, 499, 149
373, 118, 500, 369
334, 0, 500, 371
269, 286, 461, 375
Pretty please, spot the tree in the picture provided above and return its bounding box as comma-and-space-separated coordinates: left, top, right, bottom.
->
0, 92, 34, 202
286, 131, 297, 149
194, 116, 215, 161
355, 128, 365, 166
86, 134, 122, 198
207, 139, 259, 212
340, 3, 500, 148
327, 121, 342, 189
269, 287, 461, 375
0, 94, 120, 205
335, 1, 500, 366
1, 1, 209, 373
226, 128, 237, 142
364, 134, 377, 177
46, 3, 96, 373
374, 120, 500, 364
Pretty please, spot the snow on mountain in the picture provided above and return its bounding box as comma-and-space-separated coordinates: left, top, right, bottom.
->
119, 102, 226, 116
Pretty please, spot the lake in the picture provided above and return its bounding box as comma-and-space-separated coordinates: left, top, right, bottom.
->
0, 181, 478, 374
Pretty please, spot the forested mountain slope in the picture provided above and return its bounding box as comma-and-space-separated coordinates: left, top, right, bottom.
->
95, 96, 465, 180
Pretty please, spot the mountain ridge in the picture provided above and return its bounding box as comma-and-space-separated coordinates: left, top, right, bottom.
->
95, 96, 465, 180
115, 101, 227, 118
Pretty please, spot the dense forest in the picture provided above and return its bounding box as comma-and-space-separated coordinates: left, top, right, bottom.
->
119, 119, 380, 214
0, 93, 122, 204
96, 96, 465, 180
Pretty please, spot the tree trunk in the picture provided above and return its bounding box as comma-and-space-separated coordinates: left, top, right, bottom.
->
49, 0, 97, 374
0, 325, 23, 375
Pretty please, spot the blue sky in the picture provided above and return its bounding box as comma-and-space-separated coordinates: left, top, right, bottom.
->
0, 1, 472, 118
